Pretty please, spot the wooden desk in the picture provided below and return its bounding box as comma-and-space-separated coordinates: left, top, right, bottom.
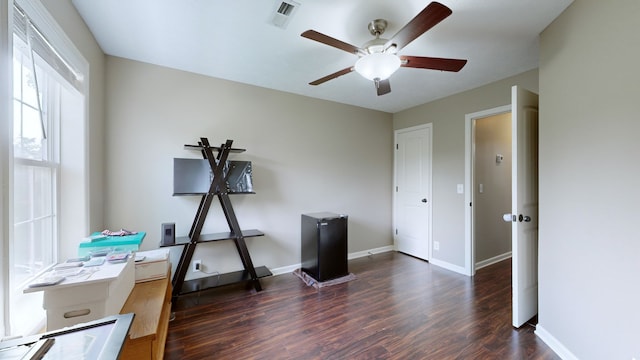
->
120, 272, 171, 360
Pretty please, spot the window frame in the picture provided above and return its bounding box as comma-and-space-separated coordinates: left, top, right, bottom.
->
1, 0, 90, 337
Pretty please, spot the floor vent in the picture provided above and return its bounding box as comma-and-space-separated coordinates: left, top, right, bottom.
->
271, 0, 300, 29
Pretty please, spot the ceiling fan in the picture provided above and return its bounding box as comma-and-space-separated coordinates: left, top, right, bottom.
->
301, 1, 467, 96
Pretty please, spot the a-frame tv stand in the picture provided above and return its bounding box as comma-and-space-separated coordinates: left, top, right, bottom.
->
164, 138, 271, 306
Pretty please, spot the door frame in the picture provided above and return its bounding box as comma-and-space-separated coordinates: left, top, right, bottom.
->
393, 123, 433, 261
464, 105, 511, 276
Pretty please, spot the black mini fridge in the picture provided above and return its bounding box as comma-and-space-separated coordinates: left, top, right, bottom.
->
301, 212, 348, 282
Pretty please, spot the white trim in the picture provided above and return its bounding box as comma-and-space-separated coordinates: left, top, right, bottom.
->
1, 0, 11, 337
429, 258, 467, 275
82, 72, 90, 236
270, 263, 300, 276
269, 245, 395, 276
464, 105, 511, 276
475, 251, 511, 270
348, 245, 395, 260
535, 324, 578, 360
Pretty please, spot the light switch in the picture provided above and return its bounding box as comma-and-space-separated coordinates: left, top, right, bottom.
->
456, 184, 464, 194
479, 183, 484, 193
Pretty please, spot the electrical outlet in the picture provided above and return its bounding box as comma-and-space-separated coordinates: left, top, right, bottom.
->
434, 241, 440, 251
193, 259, 202, 272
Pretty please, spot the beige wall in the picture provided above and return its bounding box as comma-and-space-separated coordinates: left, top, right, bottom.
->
394, 69, 537, 269
474, 113, 511, 264
538, 1, 640, 358
104, 57, 393, 275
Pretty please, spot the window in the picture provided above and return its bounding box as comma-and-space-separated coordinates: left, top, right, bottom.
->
4, 2, 87, 336
10, 29, 59, 335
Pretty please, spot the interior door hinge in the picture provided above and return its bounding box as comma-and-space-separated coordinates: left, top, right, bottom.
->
396, 186, 398, 192
396, 144, 398, 150
395, 228, 398, 235
470, 202, 472, 207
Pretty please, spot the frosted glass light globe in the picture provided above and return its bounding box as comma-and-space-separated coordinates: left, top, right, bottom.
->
354, 53, 401, 80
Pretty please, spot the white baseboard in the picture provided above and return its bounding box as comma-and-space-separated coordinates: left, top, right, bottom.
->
269, 245, 395, 276
270, 263, 300, 276
348, 245, 395, 260
475, 251, 512, 270
429, 258, 468, 275
535, 324, 578, 360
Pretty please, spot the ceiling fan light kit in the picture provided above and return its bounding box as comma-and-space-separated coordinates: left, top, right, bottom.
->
355, 53, 401, 81
354, 19, 400, 81
300, 1, 467, 96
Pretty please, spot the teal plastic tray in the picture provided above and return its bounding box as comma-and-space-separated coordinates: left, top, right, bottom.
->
78, 232, 146, 256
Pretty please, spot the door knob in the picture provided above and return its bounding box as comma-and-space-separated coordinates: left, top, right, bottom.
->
518, 214, 532, 222
421, 198, 428, 203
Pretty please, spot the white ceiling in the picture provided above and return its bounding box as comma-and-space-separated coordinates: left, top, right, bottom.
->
71, 0, 572, 113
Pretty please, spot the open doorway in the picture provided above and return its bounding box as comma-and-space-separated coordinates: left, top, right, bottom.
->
473, 112, 512, 269
464, 86, 539, 328
464, 105, 511, 276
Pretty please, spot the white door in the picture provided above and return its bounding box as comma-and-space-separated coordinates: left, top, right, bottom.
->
511, 86, 539, 327
394, 125, 432, 260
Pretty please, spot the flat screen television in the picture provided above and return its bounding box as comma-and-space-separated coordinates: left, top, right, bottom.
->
173, 158, 253, 195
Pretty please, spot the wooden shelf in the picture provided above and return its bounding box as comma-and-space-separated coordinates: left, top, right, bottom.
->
165, 229, 264, 247
179, 266, 272, 295
172, 191, 256, 197
184, 144, 245, 153
170, 138, 269, 305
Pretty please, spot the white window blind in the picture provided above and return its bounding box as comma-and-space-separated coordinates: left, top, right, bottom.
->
12, 3, 82, 91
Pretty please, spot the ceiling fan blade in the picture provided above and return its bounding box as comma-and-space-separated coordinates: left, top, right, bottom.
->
301, 30, 364, 55
375, 79, 391, 96
384, 2, 452, 52
309, 67, 355, 85
400, 56, 467, 72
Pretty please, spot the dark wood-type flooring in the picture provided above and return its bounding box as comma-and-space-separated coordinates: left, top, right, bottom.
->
165, 251, 559, 359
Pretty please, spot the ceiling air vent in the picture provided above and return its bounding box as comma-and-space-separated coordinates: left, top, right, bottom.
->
271, 0, 300, 29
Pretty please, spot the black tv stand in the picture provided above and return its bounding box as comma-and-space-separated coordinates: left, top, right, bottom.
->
164, 138, 271, 305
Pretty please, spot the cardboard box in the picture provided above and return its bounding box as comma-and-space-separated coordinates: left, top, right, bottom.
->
30, 259, 135, 330
134, 248, 170, 283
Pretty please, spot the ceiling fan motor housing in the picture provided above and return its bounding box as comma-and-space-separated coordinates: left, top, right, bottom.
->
368, 19, 388, 36
363, 19, 396, 55
362, 37, 392, 55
